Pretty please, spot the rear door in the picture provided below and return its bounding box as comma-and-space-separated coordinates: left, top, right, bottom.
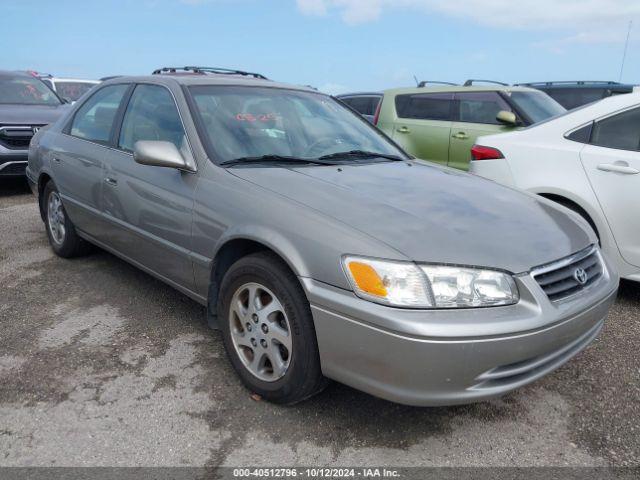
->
50, 83, 130, 237
448, 91, 514, 171
102, 83, 199, 289
580, 106, 640, 267
391, 92, 453, 164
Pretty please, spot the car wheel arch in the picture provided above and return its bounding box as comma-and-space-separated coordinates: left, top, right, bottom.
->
37, 172, 54, 222
206, 236, 309, 330
537, 192, 600, 241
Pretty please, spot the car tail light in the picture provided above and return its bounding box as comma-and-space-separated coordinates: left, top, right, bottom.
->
471, 144, 504, 161
373, 98, 382, 125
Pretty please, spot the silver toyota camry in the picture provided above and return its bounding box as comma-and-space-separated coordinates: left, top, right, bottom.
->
26, 67, 618, 406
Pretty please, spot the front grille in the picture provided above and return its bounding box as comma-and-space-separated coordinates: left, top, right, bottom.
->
0, 126, 38, 150
531, 246, 603, 302
472, 319, 603, 390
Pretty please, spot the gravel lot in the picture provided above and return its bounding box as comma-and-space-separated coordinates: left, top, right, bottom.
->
1, 178, 639, 468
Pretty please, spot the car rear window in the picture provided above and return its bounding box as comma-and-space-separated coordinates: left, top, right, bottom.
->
70, 84, 128, 143
55, 81, 97, 102
342, 96, 380, 116
543, 88, 605, 110
395, 93, 453, 121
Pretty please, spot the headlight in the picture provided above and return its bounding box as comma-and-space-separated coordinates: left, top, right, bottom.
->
342, 256, 518, 308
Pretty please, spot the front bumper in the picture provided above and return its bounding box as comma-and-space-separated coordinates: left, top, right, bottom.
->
303, 254, 618, 406
0, 151, 28, 177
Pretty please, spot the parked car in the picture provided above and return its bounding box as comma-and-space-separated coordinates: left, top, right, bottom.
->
516, 81, 635, 110
27, 68, 617, 406
0, 70, 68, 178
470, 92, 640, 282
374, 80, 566, 170
37, 74, 100, 103
336, 92, 382, 123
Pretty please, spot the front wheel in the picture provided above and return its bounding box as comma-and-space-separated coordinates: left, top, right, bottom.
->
218, 251, 327, 404
43, 181, 90, 258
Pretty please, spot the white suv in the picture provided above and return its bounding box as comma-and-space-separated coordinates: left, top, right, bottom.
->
470, 93, 640, 282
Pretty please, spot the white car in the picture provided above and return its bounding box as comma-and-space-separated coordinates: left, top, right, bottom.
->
39, 76, 100, 103
470, 93, 640, 282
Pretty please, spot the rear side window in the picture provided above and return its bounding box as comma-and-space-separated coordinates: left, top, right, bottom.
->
118, 84, 187, 152
455, 92, 511, 125
565, 123, 593, 143
591, 107, 640, 151
544, 88, 605, 110
70, 84, 128, 143
395, 93, 452, 121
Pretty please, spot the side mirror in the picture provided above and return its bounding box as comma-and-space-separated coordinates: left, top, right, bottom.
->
133, 140, 188, 170
496, 110, 518, 126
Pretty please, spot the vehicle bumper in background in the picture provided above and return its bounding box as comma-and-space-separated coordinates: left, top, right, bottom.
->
302, 256, 618, 406
469, 158, 516, 186
0, 151, 28, 177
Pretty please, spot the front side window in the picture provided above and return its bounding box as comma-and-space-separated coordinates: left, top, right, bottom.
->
188, 86, 404, 163
591, 107, 640, 151
507, 90, 566, 124
455, 92, 511, 125
395, 93, 452, 121
70, 84, 129, 143
0, 75, 61, 106
118, 84, 187, 153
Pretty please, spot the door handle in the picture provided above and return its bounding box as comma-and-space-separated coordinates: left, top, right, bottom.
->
452, 132, 469, 140
597, 163, 639, 175
397, 126, 410, 134
52, 157, 61, 163
104, 177, 118, 186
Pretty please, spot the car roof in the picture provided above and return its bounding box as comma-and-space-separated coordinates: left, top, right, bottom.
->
516, 81, 636, 90
381, 85, 539, 95
49, 77, 100, 83
0, 70, 35, 79
337, 92, 383, 97
101, 73, 319, 93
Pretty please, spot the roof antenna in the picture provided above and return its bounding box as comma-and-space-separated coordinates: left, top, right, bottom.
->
413, 75, 419, 87
619, 20, 632, 82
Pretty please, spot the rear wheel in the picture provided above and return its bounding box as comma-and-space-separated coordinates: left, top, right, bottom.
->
43, 181, 90, 258
218, 251, 327, 404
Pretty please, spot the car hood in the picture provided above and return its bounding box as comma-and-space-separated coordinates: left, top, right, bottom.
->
230, 161, 593, 273
0, 104, 68, 125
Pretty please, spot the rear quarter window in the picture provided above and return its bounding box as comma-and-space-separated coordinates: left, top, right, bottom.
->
395, 93, 453, 121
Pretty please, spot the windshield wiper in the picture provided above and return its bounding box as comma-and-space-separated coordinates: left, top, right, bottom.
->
318, 150, 405, 162
219, 155, 338, 167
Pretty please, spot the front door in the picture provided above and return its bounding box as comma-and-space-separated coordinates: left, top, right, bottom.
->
448, 91, 514, 171
101, 83, 199, 290
390, 92, 453, 165
580, 106, 640, 267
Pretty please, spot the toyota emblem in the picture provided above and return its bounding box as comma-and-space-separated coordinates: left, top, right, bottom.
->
574, 268, 588, 285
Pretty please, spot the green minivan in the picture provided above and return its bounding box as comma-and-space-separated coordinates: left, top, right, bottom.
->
367, 82, 565, 170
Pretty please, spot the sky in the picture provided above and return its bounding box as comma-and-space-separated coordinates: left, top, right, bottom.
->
2, 0, 640, 94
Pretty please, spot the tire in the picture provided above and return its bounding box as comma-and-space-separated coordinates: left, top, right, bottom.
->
43, 181, 90, 258
217, 251, 328, 404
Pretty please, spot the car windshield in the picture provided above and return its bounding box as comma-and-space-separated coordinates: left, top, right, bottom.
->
0, 75, 62, 105
506, 90, 566, 124
55, 81, 97, 102
188, 86, 405, 164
